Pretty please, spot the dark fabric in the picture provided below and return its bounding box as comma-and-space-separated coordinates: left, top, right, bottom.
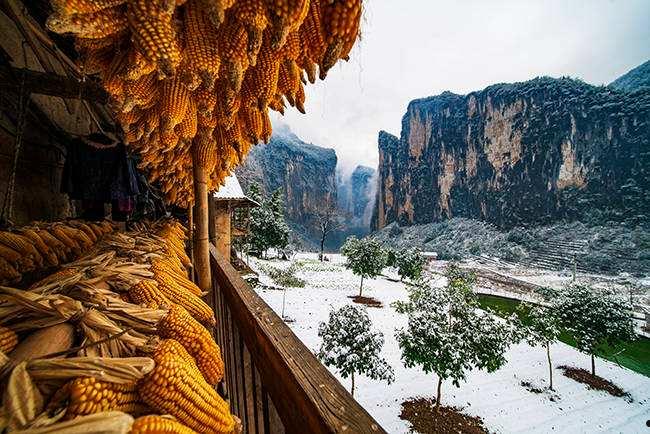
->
62, 138, 141, 220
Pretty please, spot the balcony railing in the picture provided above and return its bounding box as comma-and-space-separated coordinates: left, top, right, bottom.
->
208, 244, 386, 434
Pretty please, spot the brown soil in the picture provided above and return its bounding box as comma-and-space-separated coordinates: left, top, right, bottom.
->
559, 366, 631, 400
348, 295, 383, 308
400, 397, 489, 434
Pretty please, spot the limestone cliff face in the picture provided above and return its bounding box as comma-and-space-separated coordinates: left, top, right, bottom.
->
236, 128, 337, 228
373, 77, 650, 230
338, 165, 376, 227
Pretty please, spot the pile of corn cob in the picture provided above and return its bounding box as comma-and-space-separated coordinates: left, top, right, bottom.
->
0, 219, 239, 433
45, 0, 363, 207
0, 220, 115, 286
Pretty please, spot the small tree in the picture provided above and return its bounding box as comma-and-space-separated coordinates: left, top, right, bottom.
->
516, 303, 561, 390
394, 264, 514, 412
248, 185, 290, 258
317, 305, 394, 397
340, 236, 386, 296
394, 248, 426, 282
311, 202, 343, 261
553, 284, 636, 376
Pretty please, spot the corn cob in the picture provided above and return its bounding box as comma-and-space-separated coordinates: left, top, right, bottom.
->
51, 0, 127, 15
0, 242, 21, 264
157, 304, 224, 385
139, 352, 234, 433
192, 133, 218, 172
320, 0, 362, 78
0, 256, 20, 283
232, 0, 269, 65
152, 339, 198, 369
0, 231, 43, 266
130, 415, 198, 434
155, 278, 215, 326
0, 326, 18, 354
29, 267, 81, 290
244, 38, 281, 110
127, 0, 180, 76
63, 377, 149, 419
47, 6, 128, 39
129, 279, 170, 309
175, 99, 198, 140
151, 259, 202, 296
266, 0, 309, 49
18, 228, 59, 267
198, 0, 236, 27
123, 73, 160, 112
217, 17, 249, 92
36, 228, 70, 262
60, 225, 94, 249
51, 226, 82, 256
67, 221, 99, 243
160, 78, 191, 133
184, 0, 221, 89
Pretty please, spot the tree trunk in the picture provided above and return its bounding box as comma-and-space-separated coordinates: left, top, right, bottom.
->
435, 377, 442, 412
359, 275, 364, 297
546, 343, 554, 391
351, 371, 355, 397
591, 354, 596, 376
320, 235, 325, 261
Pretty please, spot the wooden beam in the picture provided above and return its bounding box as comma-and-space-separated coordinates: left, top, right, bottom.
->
191, 149, 211, 293
214, 203, 231, 262
0, 65, 108, 103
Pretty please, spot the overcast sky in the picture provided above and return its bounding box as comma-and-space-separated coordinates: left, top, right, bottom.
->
271, 0, 650, 175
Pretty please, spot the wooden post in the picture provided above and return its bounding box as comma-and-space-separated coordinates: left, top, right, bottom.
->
215, 203, 231, 262
192, 151, 211, 292
188, 206, 195, 282
208, 193, 217, 246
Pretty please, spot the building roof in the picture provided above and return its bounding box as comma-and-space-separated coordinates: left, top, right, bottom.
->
212, 174, 258, 207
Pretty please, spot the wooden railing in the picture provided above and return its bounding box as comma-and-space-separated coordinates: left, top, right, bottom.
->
208, 244, 386, 434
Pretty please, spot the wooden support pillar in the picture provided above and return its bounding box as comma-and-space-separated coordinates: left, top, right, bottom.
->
192, 153, 211, 292
214, 203, 231, 262
208, 194, 217, 246
188, 206, 195, 283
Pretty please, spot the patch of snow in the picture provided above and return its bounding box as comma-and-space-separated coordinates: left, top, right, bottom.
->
250, 255, 650, 434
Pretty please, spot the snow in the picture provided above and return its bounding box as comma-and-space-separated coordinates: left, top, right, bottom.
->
250, 253, 650, 434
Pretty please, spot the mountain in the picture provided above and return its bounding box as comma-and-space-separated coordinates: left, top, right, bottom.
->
372, 76, 650, 230
610, 60, 650, 92
337, 165, 376, 228
236, 125, 338, 248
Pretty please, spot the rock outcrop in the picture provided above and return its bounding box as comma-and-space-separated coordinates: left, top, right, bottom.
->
338, 165, 376, 227
236, 126, 338, 231
373, 76, 650, 230
610, 60, 650, 92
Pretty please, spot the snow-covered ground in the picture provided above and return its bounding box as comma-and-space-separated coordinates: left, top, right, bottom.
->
249, 253, 650, 434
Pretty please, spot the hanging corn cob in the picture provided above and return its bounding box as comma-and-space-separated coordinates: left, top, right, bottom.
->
130, 415, 198, 434
62, 377, 150, 419
46, 0, 363, 207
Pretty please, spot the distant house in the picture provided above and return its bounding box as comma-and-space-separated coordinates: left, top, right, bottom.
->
211, 174, 258, 262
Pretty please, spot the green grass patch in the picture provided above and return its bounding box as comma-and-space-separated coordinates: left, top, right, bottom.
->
294, 259, 343, 272
478, 294, 650, 377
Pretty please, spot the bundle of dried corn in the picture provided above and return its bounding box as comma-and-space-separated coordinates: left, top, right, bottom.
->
46, 0, 363, 207
0, 219, 239, 433
0, 220, 115, 286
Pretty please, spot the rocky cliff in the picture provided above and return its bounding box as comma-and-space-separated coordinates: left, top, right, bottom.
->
373, 76, 650, 230
236, 126, 337, 235
610, 60, 650, 92
338, 165, 376, 227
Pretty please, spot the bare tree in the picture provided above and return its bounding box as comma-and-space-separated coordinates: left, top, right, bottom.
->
311, 202, 343, 261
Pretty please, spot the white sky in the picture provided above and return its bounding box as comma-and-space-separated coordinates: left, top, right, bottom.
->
271, 0, 650, 174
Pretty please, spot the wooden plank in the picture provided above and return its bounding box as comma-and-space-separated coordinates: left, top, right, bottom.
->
209, 244, 386, 434
252, 365, 264, 434
0, 65, 108, 103
242, 346, 256, 434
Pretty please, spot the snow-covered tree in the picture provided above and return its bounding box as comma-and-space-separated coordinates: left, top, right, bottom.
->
552, 284, 636, 376
317, 305, 394, 397
340, 236, 387, 296
394, 248, 426, 282
394, 264, 515, 411
247, 184, 290, 258
516, 303, 561, 390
